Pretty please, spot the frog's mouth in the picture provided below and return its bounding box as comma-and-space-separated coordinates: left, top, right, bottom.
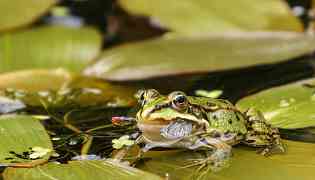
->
139, 118, 173, 125
141, 107, 201, 124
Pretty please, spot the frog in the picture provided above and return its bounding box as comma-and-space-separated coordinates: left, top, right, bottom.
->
112, 89, 285, 170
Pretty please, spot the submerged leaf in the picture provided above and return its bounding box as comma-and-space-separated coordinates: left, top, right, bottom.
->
236, 77, 315, 129
85, 32, 315, 80
3, 160, 162, 180
0, 69, 72, 92
0, 71, 137, 108
0, 26, 102, 73
0, 0, 56, 31
0, 115, 52, 166
67, 76, 137, 107
119, 0, 302, 34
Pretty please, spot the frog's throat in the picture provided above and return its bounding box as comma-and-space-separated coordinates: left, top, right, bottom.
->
141, 134, 183, 148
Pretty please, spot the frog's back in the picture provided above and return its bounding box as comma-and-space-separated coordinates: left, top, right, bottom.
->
188, 96, 247, 134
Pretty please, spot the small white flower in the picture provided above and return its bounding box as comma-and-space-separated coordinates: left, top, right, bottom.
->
29, 147, 52, 159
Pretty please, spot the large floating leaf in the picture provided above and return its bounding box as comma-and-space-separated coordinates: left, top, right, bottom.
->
0, 26, 102, 73
119, 0, 302, 34
0, 69, 72, 92
84, 32, 315, 80
0, 115, 52, 166
236, 77, 315, 129
138, 140, 315, 180
3, 160, 162, 180
0, 0, 56, 31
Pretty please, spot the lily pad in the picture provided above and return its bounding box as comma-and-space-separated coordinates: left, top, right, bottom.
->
0, 115, 52, 166
0, 0, 56, 31
3, 160, 162, 180
119, 0, 302, 34
84, 32, 315, 80
236, 77, 315, 129
0, 26, 102, 73
138, 140, 315, 180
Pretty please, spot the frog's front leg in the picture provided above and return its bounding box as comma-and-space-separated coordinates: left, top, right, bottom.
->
243, 108, 285, 156
186, 135, 232, 171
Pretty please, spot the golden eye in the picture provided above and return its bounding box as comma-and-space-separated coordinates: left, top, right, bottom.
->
169, 91, 188, 110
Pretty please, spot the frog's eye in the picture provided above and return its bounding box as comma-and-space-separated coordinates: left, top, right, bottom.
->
170, 91, 188, 110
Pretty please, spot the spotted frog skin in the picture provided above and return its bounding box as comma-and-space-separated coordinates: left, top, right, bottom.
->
116, 89, 285, 170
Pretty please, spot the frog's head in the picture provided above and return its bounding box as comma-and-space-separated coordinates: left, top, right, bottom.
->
135, 89, 205, 142
135, 89, 200, 124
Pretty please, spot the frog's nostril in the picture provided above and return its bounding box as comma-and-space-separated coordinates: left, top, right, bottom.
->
155, 104, 161, 110
213, 131, 221, 138
141, 100, 147, 106
246, 139, 256, 143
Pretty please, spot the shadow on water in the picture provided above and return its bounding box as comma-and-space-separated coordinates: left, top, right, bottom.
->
191, 55, 315, 103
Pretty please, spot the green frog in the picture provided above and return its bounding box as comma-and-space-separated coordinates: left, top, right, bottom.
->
113, 89, 285, 170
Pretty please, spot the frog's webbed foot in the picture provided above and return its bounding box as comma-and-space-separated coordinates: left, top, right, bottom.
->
244, 108, 285, 156
184, 137, 232, 172
256, 141, 285, 156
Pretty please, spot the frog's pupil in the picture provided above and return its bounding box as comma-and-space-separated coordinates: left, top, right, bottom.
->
175, 95, 186, 104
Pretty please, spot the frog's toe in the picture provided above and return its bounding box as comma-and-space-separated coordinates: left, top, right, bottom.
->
197, 154, 230, 172
182, 149, 231, 172
189, 157, 230, 180
258, 143, 286, 156
209, 149, 231, 171
213, 148, 232, 160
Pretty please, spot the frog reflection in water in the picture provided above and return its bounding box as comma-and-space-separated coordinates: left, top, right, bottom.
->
113, 89, 285, 170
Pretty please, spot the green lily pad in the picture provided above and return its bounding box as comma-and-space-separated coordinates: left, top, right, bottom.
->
138, 140, 315, 180
0, 26, 102, 73
0, 69, 72, 92
119, 0, 302, 34
84, 32, 315, 80
3, 160, 162, 180
0, 115, 52, 166
0, 0, 56, 31
236, 77, 315, 129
